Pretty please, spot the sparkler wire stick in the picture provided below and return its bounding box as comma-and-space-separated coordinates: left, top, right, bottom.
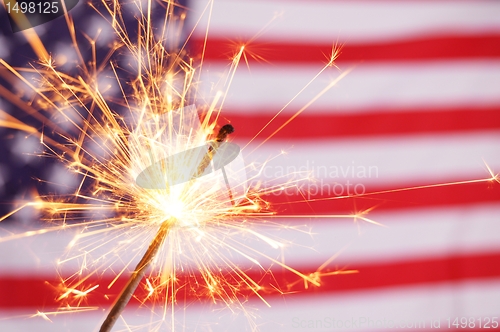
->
99, 219, 172, 332
99, 124, 235, 332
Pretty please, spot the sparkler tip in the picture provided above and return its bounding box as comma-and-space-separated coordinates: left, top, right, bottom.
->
216, 124, 235, 142
221, 124, 234, 134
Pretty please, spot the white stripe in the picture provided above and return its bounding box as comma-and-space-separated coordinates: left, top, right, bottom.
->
281, 203, 500, 266
2, 280, 500, 331
240, 131, 500, 186
2, 204, 499, 273
200, 61, 500, 113
191, 0, 500, 43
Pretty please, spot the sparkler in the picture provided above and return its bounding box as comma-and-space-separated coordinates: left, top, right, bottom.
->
1, 0, 499, 331
100, 124, 235, 332
0, 0, 335, 329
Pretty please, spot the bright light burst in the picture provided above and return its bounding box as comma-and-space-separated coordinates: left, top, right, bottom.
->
1, 0, 499, 331
0, 0, 355, 330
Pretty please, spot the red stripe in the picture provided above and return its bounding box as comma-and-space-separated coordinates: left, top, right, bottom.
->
223, 107, 500, 140
1, 252, 499, 309
192, 33, 500, 63
263, 180, 500, 215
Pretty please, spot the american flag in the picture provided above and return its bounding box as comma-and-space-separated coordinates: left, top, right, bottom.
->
1, 0, 500, 331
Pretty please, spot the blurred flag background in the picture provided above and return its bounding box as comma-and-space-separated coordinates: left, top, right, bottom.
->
1, 0, 500, 331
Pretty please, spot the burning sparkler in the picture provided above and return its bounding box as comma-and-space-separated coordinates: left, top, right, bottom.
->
0, 0, 342, 329
1, 0, 499, 331
100, 122, 240, 332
